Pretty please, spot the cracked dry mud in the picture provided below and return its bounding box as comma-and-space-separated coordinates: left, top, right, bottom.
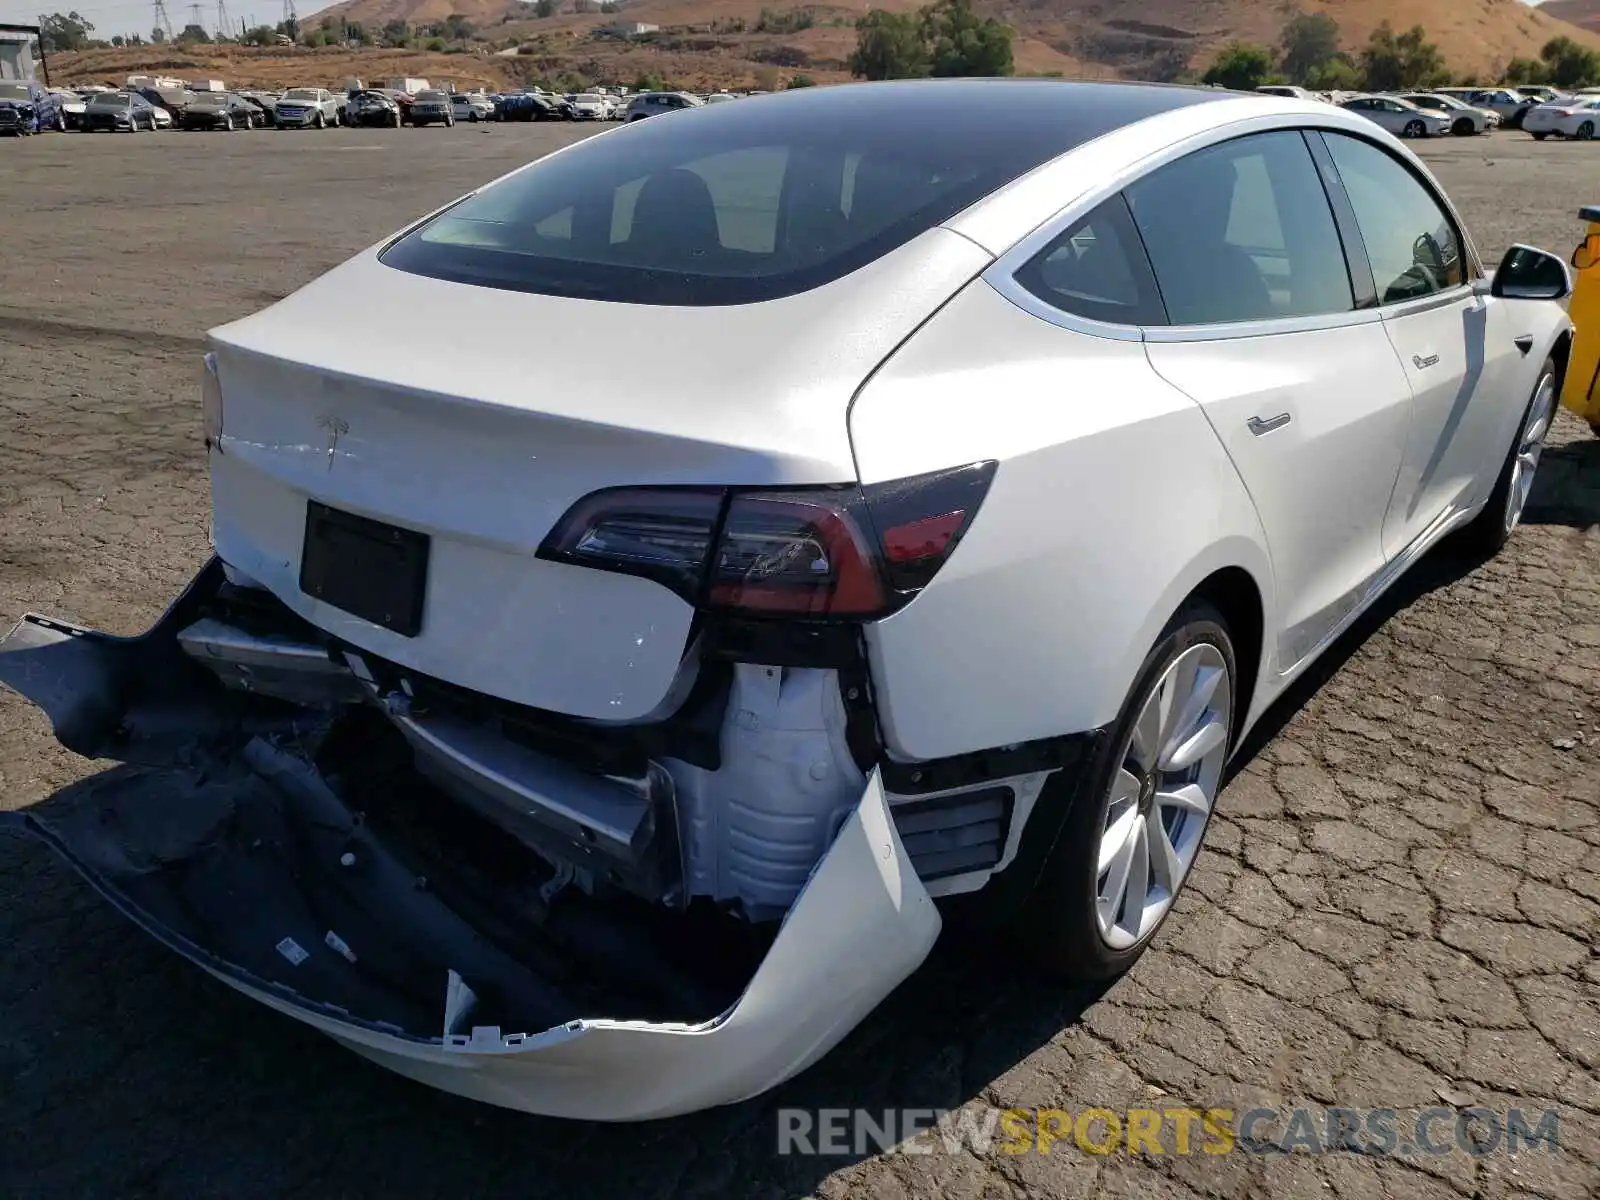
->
1, 130, 1597, 1200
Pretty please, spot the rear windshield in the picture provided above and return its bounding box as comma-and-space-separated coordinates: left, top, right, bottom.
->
382, 83, 1213, 306
0, 83, 29, 100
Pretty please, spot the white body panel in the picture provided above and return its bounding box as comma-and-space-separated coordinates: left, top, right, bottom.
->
850, 280, 1274, 760
207, 228, 990, 719
1144, 320, 1410, 673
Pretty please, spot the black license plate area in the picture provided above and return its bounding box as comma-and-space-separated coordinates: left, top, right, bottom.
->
299, 502, 429, 637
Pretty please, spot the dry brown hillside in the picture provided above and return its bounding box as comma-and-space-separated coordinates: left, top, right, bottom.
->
1542, 0, 1600, 34
47, 0, 1600, 91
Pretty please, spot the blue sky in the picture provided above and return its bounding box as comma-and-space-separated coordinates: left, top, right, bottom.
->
0, 0, 336, 40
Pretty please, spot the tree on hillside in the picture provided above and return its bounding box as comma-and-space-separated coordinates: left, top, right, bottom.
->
1359, 22, 1446, 91
241, 23, 275, 44
443, 13, 476, 40
1201, 42, 1276, 91
1539, 36, 1600, 89
1304, 55, 1360, 91
1278, 11, 1340, 82
1502, 57, 1542, 85
179, 22, 210, 42
39, 11, 95, 52
850, 10, 928, 79
150, 24, 165, 42
381, 18, 410, 45
922, 0, 1013, 77
535, 0, 557, 16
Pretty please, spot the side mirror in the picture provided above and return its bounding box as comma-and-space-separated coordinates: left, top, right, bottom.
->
1491, 244, 1572, 301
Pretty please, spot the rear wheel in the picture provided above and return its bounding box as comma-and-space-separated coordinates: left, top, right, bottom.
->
1578, 121, 1596, 141
1452, 117, 1475, 137
1532, 132, 1549, 141
1010, 602, 1235, 981
222, 114, 233, 131
1458, 358, 1559, 556
1404, 119, 1426, 138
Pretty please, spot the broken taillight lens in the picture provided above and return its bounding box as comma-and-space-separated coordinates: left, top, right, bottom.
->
538, 462, 996, 621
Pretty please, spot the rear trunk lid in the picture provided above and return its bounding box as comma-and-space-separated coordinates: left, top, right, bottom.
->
207, 229, 988, 719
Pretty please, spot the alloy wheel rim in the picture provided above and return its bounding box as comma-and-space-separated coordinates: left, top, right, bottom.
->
1505, 374, 1556, 533
1094, 643, 1231, 951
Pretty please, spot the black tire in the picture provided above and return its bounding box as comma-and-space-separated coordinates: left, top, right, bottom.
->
1403, 119, 1426, 138
222, 114, 233, 131
1532, 132, 1549, 141
54, 110, 66, 132
1452, 117, 1475, 137
1456, 357, 1559, 558
468, 110, 479, 122
1579, 121, 1596, 141
966, 601, 1236, 981
315, 111, 326, 129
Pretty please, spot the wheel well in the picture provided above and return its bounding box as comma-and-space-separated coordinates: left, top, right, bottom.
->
1189, 567, 1264, 744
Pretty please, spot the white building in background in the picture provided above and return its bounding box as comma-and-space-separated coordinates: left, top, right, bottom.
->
0, 28, 38, 81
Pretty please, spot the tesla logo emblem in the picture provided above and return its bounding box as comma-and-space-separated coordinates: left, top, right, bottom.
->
316, 414, 349, 470
1413, 354, 1441, 370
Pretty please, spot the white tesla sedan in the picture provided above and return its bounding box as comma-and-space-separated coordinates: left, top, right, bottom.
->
0, 80, 1573, 1120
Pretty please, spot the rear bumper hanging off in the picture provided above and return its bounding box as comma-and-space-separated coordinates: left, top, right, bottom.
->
0, 560, 942, 1120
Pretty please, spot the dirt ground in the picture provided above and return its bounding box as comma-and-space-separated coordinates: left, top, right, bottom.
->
1, 125, 1597, 1200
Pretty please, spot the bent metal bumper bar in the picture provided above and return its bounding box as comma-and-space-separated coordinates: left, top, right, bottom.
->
0, 559, 942, 1119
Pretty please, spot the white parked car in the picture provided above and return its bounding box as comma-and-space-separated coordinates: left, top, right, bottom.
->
1522, 95, 1600, 140
275, 87, 340, 129
1339, 94, 1450, 137
568, 92, 609, 121
1458, 88, 1539, 128
623, 90, 704, 120
1398, 92, 1498, 135
451, 92, 495, 122
1, 81, 1573, 1122
1254, 85, 1318, 101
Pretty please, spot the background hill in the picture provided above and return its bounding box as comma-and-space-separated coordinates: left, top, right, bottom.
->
47, 0, 1600, 92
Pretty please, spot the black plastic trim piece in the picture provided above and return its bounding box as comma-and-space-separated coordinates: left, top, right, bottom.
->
881, 729, 1100, 796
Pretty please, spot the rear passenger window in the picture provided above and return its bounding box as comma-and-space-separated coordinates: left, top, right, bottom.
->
1126, 130, 1354, 325
1013, 196, 1166, 326
1320, 132, 1465, 304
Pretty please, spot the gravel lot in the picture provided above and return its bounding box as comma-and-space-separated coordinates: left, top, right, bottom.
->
1, 126, 1597, 1200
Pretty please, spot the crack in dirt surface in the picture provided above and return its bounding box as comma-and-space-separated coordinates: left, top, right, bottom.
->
0, 129, 1596, 1199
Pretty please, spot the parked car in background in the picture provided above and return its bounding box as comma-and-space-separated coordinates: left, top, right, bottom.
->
275, 88, 340, 129
237, 91, 280, 126
1460, 88, 1538, 129
134, 85, 195, 123
0, 80, 66, 134
1398, 92, 1497, 136
410, 90, 455, 126
346, 90, 404, 127
569, 92, 610, 121
374, 88, 416, 123
451, 92, 495, 122
1339, 94, 1449, 137
624, 91, 704, 120
495, 92, 570, 122
1513, 86, 1565, 104
1522, 95, 1600, 140
181, 92, 266, 131
703, 91, 737, 105
80, 90, 160, 133
48, 88, 87, 130
148, 103, 173, 130
1255, 85, 1319, 101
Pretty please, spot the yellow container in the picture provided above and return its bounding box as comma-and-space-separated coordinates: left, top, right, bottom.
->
1563, 204, 1600, 432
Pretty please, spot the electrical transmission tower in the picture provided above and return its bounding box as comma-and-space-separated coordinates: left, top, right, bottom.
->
281, 0, 297, 31
152, 0, 175, 40
187, 3, 205, 34
217, 0, 232, 38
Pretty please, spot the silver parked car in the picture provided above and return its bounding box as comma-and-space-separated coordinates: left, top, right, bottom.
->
623, 91, 704, 121
1398, 93, 1498, 136
1339, 94, 1451, 138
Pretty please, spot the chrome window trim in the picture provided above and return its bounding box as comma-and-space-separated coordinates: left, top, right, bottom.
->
979, 111, 1490, 342
1141, 307, 1384, 343
983, 273, 1146, 341
1374, 283, 1476, 319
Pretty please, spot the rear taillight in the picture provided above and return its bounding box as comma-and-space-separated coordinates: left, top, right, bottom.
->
538, 462, 995, 621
